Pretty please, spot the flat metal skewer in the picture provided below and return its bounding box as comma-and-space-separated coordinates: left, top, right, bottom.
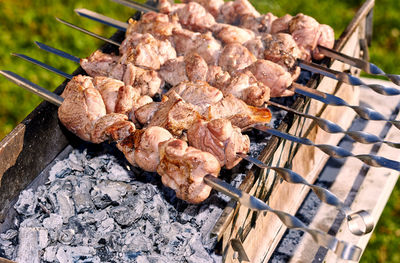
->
111, 0, 400, 87
12, 52, 375, 235
34, 40, 400, 131
318, 46, 400, 86
72, 9, 400, 96
16, 51, 400, 151
266, 100, 400, 149
0, 69, 363, 261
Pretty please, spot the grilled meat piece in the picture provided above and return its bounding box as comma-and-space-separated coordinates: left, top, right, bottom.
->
172, 28, 222, 65
219, 0, 260, 25
160, 0, 216, 32
122, 63, 163, 97
212, 23, 256, 45
222, 71, 270, 107
126, 12, 182, 40
262, 33, 302, 79
270, 14, 292, 34
182, 0, 224, 18
159, 53, 208, 86
134, 102, 161, 126
188, 119, 250, 169
134, 126, 173, 172
239, 13, 277, 34
312, 24, 335, 60
90, 113, 133, 143
81, 51, 163, 97
81, 50, 125, 80
92, 77, 125, 114
206, 65, 231, 89
59, 75, 106, 142
245, 60, 294, 97
158, 138, 221, 204
148, 91, 202, 136
166, 81, 224, 115
218, 43, 257, 74
289, 13, 321, 61
208, 94, 272, 127
119, 33, 176, 70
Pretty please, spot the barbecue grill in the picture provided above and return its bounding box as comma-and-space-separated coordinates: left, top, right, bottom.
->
0, 0, 397, 262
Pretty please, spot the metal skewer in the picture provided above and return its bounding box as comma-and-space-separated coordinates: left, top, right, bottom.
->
33, 40, 400, 131
111, 0, 400, 87
12, 51, 400, 172
70, 10, 400, 96
15, 51, 400, 150
0, 69, 364, 261
266, 100, 400, 149
11, 52, 375, 235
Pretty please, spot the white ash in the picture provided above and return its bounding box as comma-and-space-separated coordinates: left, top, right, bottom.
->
0, 149, 225, 262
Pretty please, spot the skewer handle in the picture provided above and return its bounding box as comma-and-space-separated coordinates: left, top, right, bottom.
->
239, 154, 374, 236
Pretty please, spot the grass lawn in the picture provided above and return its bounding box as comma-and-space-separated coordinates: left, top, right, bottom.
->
0, 0, 398, 262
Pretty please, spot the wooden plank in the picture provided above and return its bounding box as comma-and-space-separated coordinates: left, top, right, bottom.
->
287, 80, 400, 262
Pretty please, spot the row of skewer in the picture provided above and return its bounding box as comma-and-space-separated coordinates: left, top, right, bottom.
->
2, 0, 400, 261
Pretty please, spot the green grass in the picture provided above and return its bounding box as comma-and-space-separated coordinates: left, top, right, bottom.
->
0, 0, 398, 262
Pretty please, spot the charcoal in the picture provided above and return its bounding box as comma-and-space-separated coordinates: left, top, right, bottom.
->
110, 206, 136, 226
14, 189, 38, 216
92, 180, 131, 202
1, 149, 225, 262
0, 229, 18, 241
15, 227, 49, 263
72, 177, 94, 213
43, 246, 58, 262
56, 246, 100, 263
42, 213, 63, 230
58, 228, 75, 245
98, 218, 116, 233
187, 233, 214, 263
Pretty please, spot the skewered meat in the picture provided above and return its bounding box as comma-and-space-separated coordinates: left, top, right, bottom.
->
81, 51, 164, 97
222, 71, 270, 107
119, 32, 176, 70
182, 0, 224, 18
270, 14, 292, 34
126, 12, 182, 40
133, 126, 174, 172
159, 53, 208, 86
188, 119, 250, 169
147, 91, 202, 136
158, 138, 221, 204
208, 94, 272, 127
122, 63, 164, 97
172, 28, 222, 65
219, 0, 260, 25
159, 0, 216, 32
313, 24, 335, 60
134, 102, 161, 126
92, 77, 126, 114
262, 33, 302, 78
212, 23, 256, 45
239, 13, 277, 34
206, 65, 231, 88
80, 50, 125, 80
289, 13, 321, 61
218, 43, 257, 74
59, 75, 106, 141
244, 60, 294, 97
166, 81, 223, 115
90, 113, 134, 143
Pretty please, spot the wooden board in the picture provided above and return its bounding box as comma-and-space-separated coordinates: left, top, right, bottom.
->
285, 79, 400, 263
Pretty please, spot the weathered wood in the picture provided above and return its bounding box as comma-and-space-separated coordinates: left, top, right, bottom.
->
289, 80, 400, 263
219, 0, 373, 261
